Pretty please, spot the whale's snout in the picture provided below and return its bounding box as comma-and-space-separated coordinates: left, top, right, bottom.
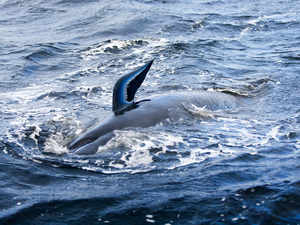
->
68, 135, 97, 151
69, 132, 115, 155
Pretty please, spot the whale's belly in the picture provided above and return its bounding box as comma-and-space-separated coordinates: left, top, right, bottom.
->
111, 91, 238, 128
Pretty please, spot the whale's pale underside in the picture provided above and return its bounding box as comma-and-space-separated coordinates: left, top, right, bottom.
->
68, 61, 239, 155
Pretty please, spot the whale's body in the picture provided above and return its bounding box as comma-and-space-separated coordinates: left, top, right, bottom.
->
68, 60, 241, 154
69, 91, 238, 154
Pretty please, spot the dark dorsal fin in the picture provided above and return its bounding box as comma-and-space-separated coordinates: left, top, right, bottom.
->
112, 60, 153, 115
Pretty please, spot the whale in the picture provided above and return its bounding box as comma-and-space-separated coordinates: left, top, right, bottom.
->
68, 60, 239, 155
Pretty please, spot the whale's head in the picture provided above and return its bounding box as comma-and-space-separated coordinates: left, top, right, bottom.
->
68, 127, 102, 151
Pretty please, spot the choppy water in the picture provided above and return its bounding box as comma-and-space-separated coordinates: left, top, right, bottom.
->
1, 0, 300, 224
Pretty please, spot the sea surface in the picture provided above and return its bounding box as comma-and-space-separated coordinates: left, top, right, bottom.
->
1, 0, 300, 224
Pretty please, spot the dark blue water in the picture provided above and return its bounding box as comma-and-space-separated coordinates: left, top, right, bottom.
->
1, 0, 300, 224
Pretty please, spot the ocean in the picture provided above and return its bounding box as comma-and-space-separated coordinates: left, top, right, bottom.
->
0, 0, 300, 224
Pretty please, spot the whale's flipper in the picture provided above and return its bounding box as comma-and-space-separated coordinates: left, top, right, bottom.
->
112, 60, 153, 115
